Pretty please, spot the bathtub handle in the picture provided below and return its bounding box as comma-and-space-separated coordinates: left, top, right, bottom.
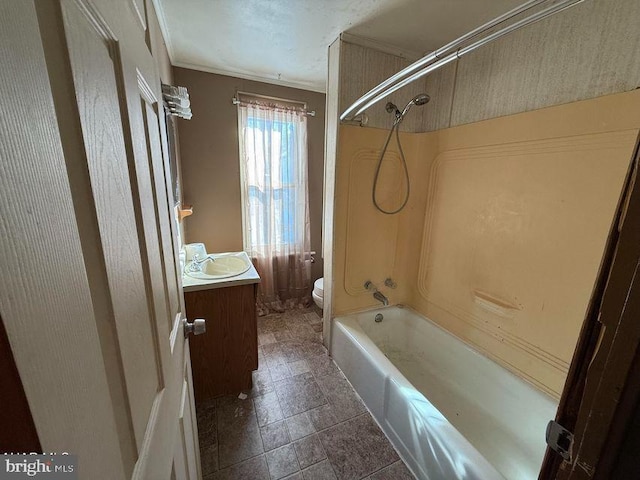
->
384, 278, 397, 289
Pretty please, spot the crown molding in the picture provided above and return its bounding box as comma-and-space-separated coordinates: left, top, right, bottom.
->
172, 61, 327, 94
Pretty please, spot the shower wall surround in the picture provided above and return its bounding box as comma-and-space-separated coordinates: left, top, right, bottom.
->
332, 90, 640, 398
328, 0, 640, 397
333, 126, 430, 313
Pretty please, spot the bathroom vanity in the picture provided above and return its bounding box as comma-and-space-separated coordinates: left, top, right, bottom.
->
182, 251, 260, 404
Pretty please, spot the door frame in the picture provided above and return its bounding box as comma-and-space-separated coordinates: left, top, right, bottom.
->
540, 134, 640, 479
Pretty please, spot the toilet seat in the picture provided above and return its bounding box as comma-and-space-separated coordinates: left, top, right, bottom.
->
312, 277, 324, 309
313, 278, 324, 298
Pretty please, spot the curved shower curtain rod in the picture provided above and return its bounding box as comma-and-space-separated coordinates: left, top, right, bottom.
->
340, 0, 587, 121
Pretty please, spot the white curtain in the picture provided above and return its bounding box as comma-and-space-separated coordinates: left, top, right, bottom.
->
238, 99, 311, 315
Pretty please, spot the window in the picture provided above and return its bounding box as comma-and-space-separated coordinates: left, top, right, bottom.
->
244, 116, 298, 247
237, 95, 312, 311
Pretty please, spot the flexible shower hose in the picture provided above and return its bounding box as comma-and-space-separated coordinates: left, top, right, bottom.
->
372, 119, 410, 215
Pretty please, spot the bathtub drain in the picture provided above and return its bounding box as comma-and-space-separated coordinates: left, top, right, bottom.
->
375, 313, 383, 323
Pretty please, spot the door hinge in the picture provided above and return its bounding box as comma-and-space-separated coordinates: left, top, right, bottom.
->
546, 420, 573, 461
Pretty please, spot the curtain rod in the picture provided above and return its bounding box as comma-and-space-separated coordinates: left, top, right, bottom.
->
341, 0, 587, 121
233, 91, 316, 117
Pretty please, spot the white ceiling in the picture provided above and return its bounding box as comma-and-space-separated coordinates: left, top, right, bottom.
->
155, 0, 523, 93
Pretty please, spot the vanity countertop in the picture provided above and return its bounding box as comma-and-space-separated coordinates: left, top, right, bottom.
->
182, 251, 260, 293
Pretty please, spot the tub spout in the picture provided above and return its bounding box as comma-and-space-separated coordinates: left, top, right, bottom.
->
373, 291, 389, 306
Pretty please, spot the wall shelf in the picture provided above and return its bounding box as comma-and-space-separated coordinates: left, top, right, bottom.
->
178, 204, 193, 221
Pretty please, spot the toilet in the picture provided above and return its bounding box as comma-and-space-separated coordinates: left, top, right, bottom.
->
312, 277, 324, 310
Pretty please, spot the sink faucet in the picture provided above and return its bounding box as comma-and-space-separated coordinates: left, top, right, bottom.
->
364, 281, 389, 306
189, 254, 214, 272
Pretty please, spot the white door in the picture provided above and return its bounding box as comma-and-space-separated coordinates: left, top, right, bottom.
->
0, 1, 201, 478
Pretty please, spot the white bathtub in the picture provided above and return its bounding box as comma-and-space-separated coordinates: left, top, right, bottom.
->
331, 306, 558, 480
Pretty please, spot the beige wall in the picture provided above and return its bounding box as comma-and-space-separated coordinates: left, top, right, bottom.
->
332, 126, 430, 313
332, 90, 640, 398
173, 68, 326, 281
412, 92, 639, 398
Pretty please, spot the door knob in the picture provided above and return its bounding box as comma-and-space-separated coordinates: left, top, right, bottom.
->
183, 318, 206, 338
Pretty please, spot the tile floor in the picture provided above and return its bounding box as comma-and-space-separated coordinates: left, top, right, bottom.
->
197, 306, 416, 480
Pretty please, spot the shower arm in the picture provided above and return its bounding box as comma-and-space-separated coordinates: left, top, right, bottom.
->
340, 0, 587, 121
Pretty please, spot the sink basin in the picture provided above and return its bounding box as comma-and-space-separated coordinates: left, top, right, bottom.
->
185, 252, 252, 280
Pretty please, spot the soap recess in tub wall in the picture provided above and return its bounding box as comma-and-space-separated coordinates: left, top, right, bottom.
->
473, 289, 522, 318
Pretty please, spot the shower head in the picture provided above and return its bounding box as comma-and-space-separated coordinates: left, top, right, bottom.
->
412, 93, 430, 106
400, 93, 430, 117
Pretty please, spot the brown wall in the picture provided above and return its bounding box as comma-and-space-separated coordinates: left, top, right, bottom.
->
173, 68, 325, 282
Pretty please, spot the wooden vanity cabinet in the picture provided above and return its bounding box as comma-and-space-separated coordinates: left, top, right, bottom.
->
184, 283, 258, 404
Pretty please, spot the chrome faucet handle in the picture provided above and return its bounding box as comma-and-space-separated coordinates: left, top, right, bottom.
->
384, 278, 397, 289
189, 254, 203, 272
364, 281, 377, 291
192, 253, 214, 264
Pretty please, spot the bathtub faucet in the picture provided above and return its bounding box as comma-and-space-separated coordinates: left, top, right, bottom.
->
373, 291, 389, 306
364, 281, 389, 306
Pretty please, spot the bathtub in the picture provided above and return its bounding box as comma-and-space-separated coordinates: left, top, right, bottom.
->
331, 306, 558, 480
